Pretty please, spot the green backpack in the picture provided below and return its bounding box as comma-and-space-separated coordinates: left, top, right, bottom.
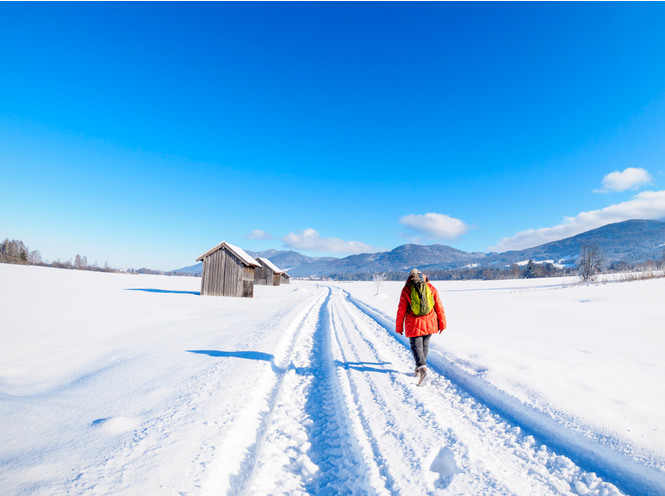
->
410, 281, 434, 316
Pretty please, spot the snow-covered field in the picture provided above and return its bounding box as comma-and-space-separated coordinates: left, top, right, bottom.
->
1, 263, 664, 495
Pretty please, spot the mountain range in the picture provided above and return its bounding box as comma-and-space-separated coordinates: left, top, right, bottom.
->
174, 219, 665, 277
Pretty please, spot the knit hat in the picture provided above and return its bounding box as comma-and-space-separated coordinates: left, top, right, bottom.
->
408, 268, 424, 282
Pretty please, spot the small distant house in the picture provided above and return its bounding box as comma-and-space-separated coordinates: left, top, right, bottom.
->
196, 241, 260, 297
280, 272, 291, 285
254, 257, 284, 286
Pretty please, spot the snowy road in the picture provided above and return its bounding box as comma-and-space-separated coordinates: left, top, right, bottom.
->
3, 266, 665, 495
196, 285, 664, 495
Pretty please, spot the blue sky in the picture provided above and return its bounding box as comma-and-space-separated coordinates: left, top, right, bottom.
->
2, 2, 665, 270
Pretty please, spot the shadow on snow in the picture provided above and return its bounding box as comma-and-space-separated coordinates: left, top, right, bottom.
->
126, 288, 200, 295
187, 350, 399, 376
334, 360, 400, 374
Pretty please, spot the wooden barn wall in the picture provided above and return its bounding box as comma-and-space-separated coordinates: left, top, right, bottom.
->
281, 274, 290, 284
254, 266, 271, 286
254, 265, 281, 287
200, 248, 255, 297
241, 266, 254, 297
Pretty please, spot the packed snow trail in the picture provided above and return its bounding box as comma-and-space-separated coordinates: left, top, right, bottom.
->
29, 277, 661, 495
215, 288, 376, 495
4, 267, 664, 495
323, 287, 624, 495
207, 285, 662, 495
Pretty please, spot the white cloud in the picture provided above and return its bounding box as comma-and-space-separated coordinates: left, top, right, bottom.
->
399, 213, 469, 240
282, 228, 380, 254
595, 167, 652, 193
246, 229, 273, 240
489, 190, 665, 252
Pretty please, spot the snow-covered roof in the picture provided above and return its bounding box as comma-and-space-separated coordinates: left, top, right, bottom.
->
196, 241, 260, 267
257, 257, 284, 274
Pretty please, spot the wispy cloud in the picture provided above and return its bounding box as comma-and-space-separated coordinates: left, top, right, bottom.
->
399, 213, 469, 241
246, 229, 273, 240
489, 190, 665, 252
594, 167, 652, 193
282, 228, 380, 254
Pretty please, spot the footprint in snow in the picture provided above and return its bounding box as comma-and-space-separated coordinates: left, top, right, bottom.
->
428, 447, 459, 490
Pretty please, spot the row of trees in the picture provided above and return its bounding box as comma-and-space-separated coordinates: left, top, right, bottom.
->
330, 262, 574, 282
1, 237, 198, 277
0, 238, 117, 273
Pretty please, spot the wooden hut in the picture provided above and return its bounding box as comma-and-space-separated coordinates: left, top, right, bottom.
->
196, 241, 260, 297
280, 272, 291, 285
254, 257, 284, 286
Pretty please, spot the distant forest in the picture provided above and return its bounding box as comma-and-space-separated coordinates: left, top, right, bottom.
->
0, 238, 195, 276
3, 237, 663, 281
326, 251, 665, 282
327, 262, 573, 282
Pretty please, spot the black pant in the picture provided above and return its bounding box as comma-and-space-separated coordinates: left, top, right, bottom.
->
409, 335, 431, 368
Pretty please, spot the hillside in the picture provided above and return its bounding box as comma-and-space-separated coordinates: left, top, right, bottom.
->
483, 219, 665, 267
286, 244, 480, 277
175, 219, 665, 277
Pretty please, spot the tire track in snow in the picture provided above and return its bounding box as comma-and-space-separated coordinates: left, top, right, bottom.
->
200, 288, 330, 495
66, 300, 313, 496
326, 288, 438, 494
340, 287, 665, 496
224, 288, 376, 496
327, 287, 554, 495
301, 289, 382, 495
227, 284, 624, 495
339, 314, 605, 495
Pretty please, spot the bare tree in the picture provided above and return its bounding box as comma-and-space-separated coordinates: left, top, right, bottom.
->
74, 254, 89, 270
372, 272, 387, 295
578, 243, 603, 282
28, 250, 42, 265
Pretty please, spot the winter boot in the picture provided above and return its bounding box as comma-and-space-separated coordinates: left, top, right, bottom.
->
414, 366, 419, 377
417, 365, 428, 386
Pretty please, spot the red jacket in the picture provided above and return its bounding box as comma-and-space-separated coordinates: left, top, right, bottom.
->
396, 280, 446, 338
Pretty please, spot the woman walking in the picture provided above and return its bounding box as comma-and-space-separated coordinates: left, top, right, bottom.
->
396, 269, 446, 386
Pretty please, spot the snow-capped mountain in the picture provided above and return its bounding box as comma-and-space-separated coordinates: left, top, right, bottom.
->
481, 219, 665, 268
174, 219, 665, 277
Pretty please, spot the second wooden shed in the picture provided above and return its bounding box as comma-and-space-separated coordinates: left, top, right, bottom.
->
196, 241, 260, 297
254, 257, 284, 286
